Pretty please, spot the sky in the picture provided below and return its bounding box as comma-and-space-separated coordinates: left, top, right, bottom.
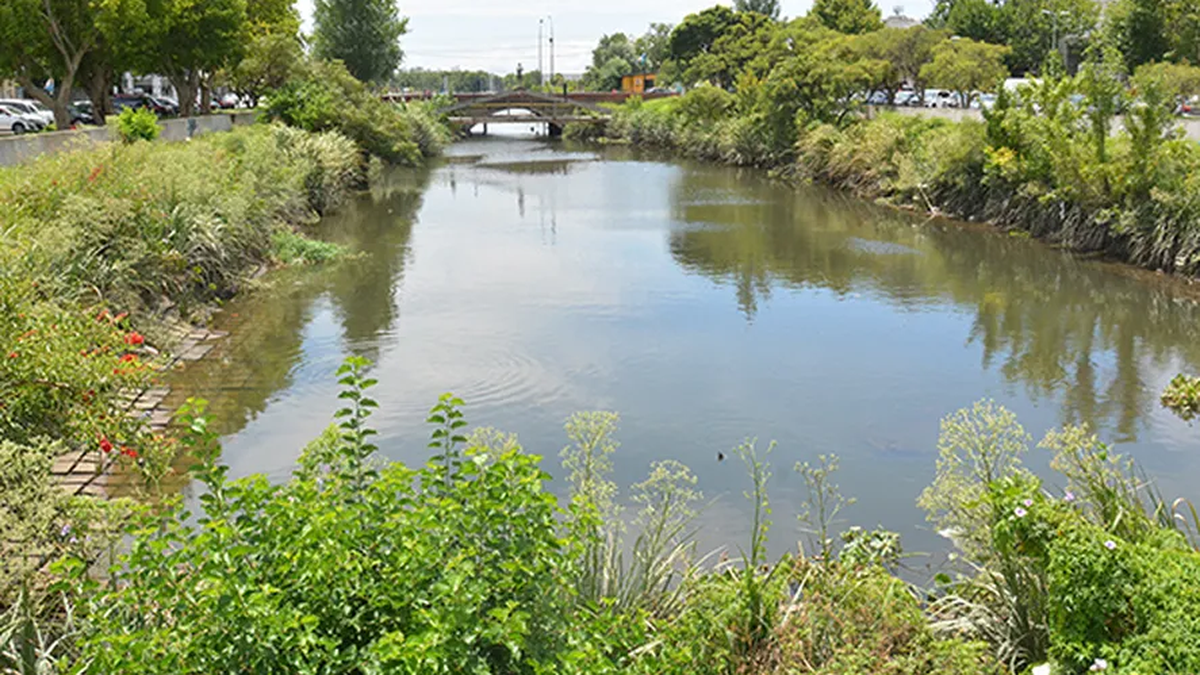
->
296, 0, 936, 75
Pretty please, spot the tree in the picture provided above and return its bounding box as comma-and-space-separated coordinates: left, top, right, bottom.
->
857, 26, 950, 103
583, 33, 638, 90
313, 0, 408, 84
672, 10, 778, 88
100, 0, 248, 117
230, 31, 303, 105
920, 37, 1010, 106
0, 0, 106, 128
667, 5, 739, 79
735, 0, 781, 20
811, 0, 884, 34
635, 23, 674, 73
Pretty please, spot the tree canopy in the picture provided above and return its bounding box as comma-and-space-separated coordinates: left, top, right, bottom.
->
313, 0, 408, 83
920, 37, 1010, 106
811, 0, 884, 35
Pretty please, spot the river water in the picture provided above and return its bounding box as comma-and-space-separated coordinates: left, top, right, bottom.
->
163, 134, 1200, 559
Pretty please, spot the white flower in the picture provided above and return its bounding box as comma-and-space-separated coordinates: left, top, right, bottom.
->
1089, 658, 1109, 672
1032, 664, 1051, 675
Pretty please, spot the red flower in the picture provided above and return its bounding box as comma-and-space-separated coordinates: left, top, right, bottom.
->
88, 166, 103, 183
120, 353, 137, 363
114, 312, 129, 323
113, 368, 123, 375
124, 332, 145, 346
96, 309, 110, 322
99, 437, 114, 453
7, 352, 16, 359
120, 446, 138, 458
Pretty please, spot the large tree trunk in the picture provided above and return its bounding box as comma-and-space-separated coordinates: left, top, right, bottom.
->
171, 71, 198, 118
17, 70, 76, 130
200, 74, 213, 115
86, 64, 113, 121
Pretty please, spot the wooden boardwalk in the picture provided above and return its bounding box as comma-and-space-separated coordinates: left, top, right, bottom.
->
51, 326, 229, 498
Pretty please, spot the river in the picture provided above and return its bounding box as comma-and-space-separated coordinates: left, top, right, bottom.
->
161, 133, 1200, 559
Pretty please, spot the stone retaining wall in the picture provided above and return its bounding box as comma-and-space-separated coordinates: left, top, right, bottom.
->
0, 111, 258, 167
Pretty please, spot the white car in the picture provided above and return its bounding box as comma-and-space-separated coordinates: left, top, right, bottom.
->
0, 99, 54, 126
0, 105, 43, 134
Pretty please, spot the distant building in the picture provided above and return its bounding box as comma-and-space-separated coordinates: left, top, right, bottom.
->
884, 14, 919, 29
621, 72, 657, 94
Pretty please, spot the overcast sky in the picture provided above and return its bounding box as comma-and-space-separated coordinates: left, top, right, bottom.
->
296, 0, 936, 75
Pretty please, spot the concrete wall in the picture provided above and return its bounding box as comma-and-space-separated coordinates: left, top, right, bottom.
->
868, 105, 1200, 141
0, 111, 258, 167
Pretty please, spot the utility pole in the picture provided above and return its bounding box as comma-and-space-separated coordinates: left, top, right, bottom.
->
538, 19, 544, 88
548, 16, 555, 86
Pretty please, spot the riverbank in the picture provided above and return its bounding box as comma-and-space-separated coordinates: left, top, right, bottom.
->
574, 86, 1200, 280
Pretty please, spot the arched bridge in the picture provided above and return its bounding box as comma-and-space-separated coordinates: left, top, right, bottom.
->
384, 89, 678, 136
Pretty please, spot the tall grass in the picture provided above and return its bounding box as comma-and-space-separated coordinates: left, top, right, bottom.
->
0, 124, 361, 319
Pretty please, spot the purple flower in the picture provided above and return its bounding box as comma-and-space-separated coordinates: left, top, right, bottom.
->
1064, 490, 1076, 503
1023, 498, 1034, 508
1014, 507, 1028, 518
1104, 540, 1117, 550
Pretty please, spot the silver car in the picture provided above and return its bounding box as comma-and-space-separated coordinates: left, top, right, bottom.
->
0, 99, 54, 126
0, 105, 44, 134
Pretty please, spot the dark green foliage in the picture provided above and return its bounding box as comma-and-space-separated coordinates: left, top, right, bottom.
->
1047, 522, 1200, 673
312, 0, 408, 83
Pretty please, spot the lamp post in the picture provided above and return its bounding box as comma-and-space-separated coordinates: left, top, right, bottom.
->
1042, 9, 1071, 67
538, 19, 544, 88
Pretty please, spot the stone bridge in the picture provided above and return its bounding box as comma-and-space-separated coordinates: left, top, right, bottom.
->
385, 89, 678, 136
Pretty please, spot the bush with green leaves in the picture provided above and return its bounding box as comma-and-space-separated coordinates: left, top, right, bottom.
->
262, 59, 449, 165
76, 362, 578, 673
114, 107, 161, 144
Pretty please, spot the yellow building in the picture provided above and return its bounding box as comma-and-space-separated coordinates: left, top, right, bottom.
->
621, 73, 657, 94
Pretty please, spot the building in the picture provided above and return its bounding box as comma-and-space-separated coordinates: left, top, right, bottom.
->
883, 14, 919, 29
0, 81, 19, 98
621, 73, 657, 94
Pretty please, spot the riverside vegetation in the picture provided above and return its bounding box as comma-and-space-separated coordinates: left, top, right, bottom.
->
0, 40, 453, 672
6, 356, 1200, 674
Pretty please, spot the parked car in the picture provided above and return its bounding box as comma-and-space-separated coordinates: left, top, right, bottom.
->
866, 90, 890, 106
1179, 96, 1200, 117
218, 92, 240, 109
113, 93, 173, 117
151, 96, 179, 117
972, 93, 998, 110
894, 91, 919, 107
0, 98, 54, 126
67, 101, 97, 126
0, 105, 44, 134
924, 89, 958, 108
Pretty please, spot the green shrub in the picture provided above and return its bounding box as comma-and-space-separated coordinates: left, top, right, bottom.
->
77, 366, 578, 673
1047, 521, 1200, 674
270, 228, 345, 265
114, 107, 161, 143
262, 60, 447, 165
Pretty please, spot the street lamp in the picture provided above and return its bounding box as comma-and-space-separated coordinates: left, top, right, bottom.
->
1042, 9, 1071, 66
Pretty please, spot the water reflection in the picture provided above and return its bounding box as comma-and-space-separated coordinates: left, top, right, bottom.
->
666, 166, 1200, 442
160, 168, 432, 441
160, 138, 1199, 556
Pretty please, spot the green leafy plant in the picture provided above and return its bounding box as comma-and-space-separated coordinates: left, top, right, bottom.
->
114, 107, 160, 143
